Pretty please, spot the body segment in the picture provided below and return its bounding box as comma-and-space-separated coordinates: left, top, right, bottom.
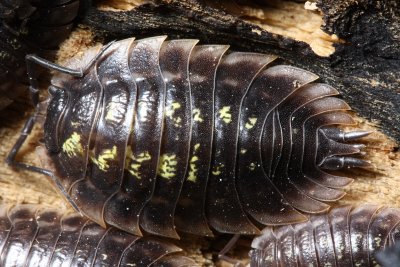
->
250, 205, 400, 267
0, 204, 197, 267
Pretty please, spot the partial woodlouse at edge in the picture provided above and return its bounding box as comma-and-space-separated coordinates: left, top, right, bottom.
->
0, 204, 197, 267
7, 36, 371, 239
250, 205, 400, 267
0, 0, 89, 110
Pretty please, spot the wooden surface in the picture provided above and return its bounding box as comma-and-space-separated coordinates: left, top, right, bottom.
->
0, 1, 399, 266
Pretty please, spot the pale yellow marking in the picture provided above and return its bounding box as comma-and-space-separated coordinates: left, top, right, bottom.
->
218, 106, 232, 124
249, 162, 256, 171
165, 102, 182, 127
374, 236, 381, 247
187, 156, 199, 182
212, 165, 224, 176
62, 132, 83, 158
105, 101, 122, 123
187, 143, 201, 182
70, 121, 81, 128
240, 149, 247, 154
124, 147, 151, 179
245, 117, 257, 129
194, 143, 200, 151
192, 108, 204, 122
91, 146, 117, 172
158, 154, 178, 179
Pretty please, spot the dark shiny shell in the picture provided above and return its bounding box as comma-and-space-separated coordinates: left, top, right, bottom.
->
0, 204, 197, 267
40, 36, 369, 239
0, 0, 87, 110
250, 205, 400, 267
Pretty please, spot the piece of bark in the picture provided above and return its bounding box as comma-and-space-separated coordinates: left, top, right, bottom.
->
82, 0, 400, 143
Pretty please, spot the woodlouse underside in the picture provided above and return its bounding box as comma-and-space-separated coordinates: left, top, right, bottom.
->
8, 36, 371, 239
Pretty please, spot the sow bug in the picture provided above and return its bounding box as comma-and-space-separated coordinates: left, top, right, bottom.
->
0, 204, 197, 267
250, 205, 400, 267
7, 36, 370, 239
0, 0, 89, 110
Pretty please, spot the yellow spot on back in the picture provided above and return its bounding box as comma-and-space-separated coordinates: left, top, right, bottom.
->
240, 149, 247, 154
194, 143, 200, 151
212, 165, 224, 176
187, 143, 201, 182
165, 102, 182, 127
62, 132, 83, 158
70, 121, 81, 128
91, 146, 117, 172
105, 101, 122, 123
218, 106, 232, 124
192, 108, 204, 122
125, 147, 152, 179
158, 154, 178, 179
245, 117, 257, 129
249, 162, 256, 171
187, 156, 199, 182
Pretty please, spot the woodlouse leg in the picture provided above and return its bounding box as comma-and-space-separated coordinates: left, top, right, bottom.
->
6, 116, 80, 211
218, 234, 244, 267
6, 53, 85, 172
6, 115, 52, 176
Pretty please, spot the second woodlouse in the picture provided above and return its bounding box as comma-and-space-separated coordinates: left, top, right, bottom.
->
0, 204, 197, 267
250, 205, 400, 267
8, 36, 371, 239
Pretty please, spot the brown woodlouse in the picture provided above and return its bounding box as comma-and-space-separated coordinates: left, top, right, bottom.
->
250, 205, 400, 267
8, 36, 371, 239
0, 0, 88, 110
0, 204, 197, 267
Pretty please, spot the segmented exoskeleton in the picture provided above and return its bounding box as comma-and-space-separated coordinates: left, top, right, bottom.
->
0, 0, 89, 110
8, 36, 370, 239
250, 205, 400, 267
376, 242, 400, 267
0, 204, 197, 267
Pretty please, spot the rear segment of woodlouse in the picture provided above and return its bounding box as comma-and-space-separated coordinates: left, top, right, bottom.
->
250, 205, 400, 267
0, 0, 88, 110
10, 36, 371, 239
0, 204, 197, 267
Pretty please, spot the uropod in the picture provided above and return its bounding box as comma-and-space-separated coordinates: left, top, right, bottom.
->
8, 36, 371, 239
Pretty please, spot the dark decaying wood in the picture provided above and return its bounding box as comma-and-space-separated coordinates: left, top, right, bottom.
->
82, 0, 400, 143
